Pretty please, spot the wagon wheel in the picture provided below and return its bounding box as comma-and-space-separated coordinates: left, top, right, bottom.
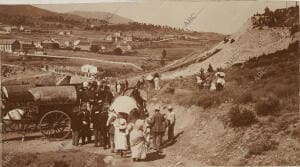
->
39, 110, 71, 140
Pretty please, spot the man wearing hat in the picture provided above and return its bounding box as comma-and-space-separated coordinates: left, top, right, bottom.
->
91, 100, 103, 147
166, 105, 176, 142
149, 106, 166, 153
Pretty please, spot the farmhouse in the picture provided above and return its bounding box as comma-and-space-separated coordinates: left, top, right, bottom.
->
124, 35, 133, 42
81, 64, 98, 74
75, 41, 91, 51
0, 39, 21, 53
116, 42, 132, 53
41, 40, 60, 49
90, 40, 114, 52
20, 41, 36, 52
0, 26, 11, 34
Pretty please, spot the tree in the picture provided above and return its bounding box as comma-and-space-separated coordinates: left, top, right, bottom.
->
114, 48, 123, 55
90, 45, 99, 52
264, 7, 271, 16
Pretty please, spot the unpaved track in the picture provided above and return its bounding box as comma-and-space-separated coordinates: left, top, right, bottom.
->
2, 103, 207, 167
27, 54, 143, 71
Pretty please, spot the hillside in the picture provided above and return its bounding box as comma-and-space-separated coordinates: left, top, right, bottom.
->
68, 11, 133, 24
156, 6, 299, 80
144, 41, 299, 166
0, 5, 102, 28
0, 5, 56, 17
160, 20, 295, 79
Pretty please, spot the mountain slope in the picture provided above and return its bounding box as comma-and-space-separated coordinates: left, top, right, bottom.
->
0, 5, 91, 27
161, 19, 295, 80
0, 5, 56, 17
68, 11, 133, 24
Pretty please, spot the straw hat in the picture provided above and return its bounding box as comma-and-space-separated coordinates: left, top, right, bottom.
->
154, 106, 160, 111
83, 81, 89, 87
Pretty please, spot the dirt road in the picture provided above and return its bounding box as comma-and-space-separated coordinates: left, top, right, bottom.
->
27, 54, 143, 71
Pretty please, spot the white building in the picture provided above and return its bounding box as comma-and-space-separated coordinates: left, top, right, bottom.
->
81, 64, 97, 74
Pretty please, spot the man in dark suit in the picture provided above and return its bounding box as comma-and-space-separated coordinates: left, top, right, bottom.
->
99, 106, 109, 148
91, 100, 103, 147
149, 106, 166, 153
71, 109, 83, 146
80, 104, 91, 145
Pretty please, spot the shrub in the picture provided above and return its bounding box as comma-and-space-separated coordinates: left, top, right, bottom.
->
235, 91, 254, 104
247, 138, 279, 156
255, 94, 280, 116
113, 48, 123, 55
163, 86, 175, 94
273, 84, 295, 98
196, 92, 222, 108
228, 105, 257, 127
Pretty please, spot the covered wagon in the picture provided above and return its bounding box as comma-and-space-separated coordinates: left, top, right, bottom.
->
1, 85, 80, 140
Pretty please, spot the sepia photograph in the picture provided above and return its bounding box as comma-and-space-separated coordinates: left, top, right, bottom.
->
0, 0, 299, 166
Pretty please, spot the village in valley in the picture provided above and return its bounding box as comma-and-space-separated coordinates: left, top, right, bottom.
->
0, 1, 299, 167
0, 5, 223, 79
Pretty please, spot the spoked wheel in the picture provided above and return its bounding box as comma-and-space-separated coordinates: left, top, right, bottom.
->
39, 110, 71, 140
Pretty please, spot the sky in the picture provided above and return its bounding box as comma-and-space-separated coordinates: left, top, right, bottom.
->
4, 0, 297, 34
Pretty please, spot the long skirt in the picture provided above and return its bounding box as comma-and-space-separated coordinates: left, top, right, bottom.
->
130, 130, 147, 159
114, 129, 127, 150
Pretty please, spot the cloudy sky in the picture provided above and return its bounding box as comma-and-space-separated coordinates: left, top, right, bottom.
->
20, 1, 298, 34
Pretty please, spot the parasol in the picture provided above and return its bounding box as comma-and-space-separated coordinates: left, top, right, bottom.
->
145, 74, 154, 81
109, 96, 138, 114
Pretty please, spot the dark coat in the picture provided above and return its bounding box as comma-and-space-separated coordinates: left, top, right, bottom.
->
71, 111, 83, 130
91, 105, 108, 130
82, 110, 91, 128
79, 88, 95, 103
150, 112, 166, 132
91, 104, 102, 129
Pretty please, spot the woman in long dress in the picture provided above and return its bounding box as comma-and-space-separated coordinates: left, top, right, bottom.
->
114, 115, 128, 157
130, 119, 147, 161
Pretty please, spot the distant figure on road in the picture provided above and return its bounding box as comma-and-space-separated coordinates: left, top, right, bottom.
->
215, 72, 226, 91
153, 73, 160, 91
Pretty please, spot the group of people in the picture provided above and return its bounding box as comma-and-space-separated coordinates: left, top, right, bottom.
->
105, 105, 176, 161
195, 66, 226, 91
136, 73, 160, 91
71, 79, 114, 147
70, 78, 176, 161
115, 80, 129, 95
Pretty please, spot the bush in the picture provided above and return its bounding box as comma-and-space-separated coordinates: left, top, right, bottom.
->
114, 48, 123, 55
273, 84, 295, 98
255, 94, 280, 116
247, 138, 279, 156
228, 105, 257, 127
197, 93, 221, 108
235, 91, 254, 104
163, 86, 175, 94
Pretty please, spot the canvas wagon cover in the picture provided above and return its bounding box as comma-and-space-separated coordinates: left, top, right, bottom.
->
2, 85, 35, 102
28, 86, 78, 105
